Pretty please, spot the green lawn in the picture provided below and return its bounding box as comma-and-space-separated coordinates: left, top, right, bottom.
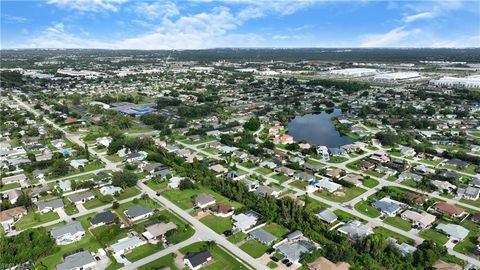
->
327, 156, 348, 163
460, 198, 480, 208
334, 209, 360, 222
316, 186, 367, 203
373, 227, 415, 245
83, 196, 111, 210
240, 162, 256, 168
125, 243, 163, 262
401, 179, 418, 188
267, 261, 278, 269
240, 240, 270, 258
162, 186, 242, 210
64, 202, 79, 215
15, 211, 60, 231
271, 173, 290, 183
362, 178, 379, 188
115, 198, 161, 221
354, 201, 381, 218
106, 155, 124, 162
145, 180, 168, 191
453, 220, 479, 255
289, 180, 308, 190
35, 213, 102, 270
299, 195, 330, 211
419, 228, 449, 245
383, 216, 412, 231
228, 232, 247, 244
91, 224, 129, 246
256, 167, 273, 175
262, 223, 290, 238
200, 215, 233, 234
115, 187, 141, 200
387, 176, 397, 182
0, 182, 21, 192
364, 169, 384, 178
138, 253, 178, 270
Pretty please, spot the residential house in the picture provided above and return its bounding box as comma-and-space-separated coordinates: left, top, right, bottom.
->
342, 174, 362, 186
316, 146, 330, 161
209, 164, 227, 174
195, 194, 216, 209
315, 179, 342, 193
432, 260, 462, 270
95, 136, 112, 147
142, 222, 178, 241
275, 231, 316, 264
360, 160, 375, 170
315, 208, 338, 224
431, 180, 457, 193
56, 250, 96, 270
209, 204, 234, 217
6, 189, 23, 204
294, 171, 315, 182
0, 206, 27, 233
445, 158, 470, 168
248, 228, 277, 245
337, 220, 373, 240
99, 185, 122, 196
414, 164, 436, 175
432, 202, 465, 218
90, 211, 116, 227
275, 166, 295, 176
184, 251, 213, 270
387, 238, 417, 256
232, 211, 260, 232
436, 223, 469, 241
69, 159, 88, 169
303, 163, 324, 172
372, 198, 404, 217
58, 180, 72, 192
111, 236, 146, 255
370, 151, 390, 163
51, 221, 85, 245
458, 186, 480, 200
399, 146, 416, 156
256, 185, 281, 198
37, 198, 64, 213
401, 210, 436, 229
125, 151, 148, 163
326, 169, 342, 179
67, 192, 95, 205
124, 205, 155, 222
168, 177, 183, 189
273, 134, 294, 145
398, 172, 422, 182
2, 173, 27, 184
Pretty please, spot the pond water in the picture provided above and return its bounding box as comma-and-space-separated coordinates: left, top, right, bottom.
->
287, 109, 356, 148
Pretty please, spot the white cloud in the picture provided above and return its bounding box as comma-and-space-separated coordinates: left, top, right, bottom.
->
403, 11, 435, 23
47, 0, 128, 12
360, 26, 421, 47
3, 14, 29, 24
134, 2, 179, 20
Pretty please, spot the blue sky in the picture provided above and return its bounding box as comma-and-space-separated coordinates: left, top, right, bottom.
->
1, 0, 479, 49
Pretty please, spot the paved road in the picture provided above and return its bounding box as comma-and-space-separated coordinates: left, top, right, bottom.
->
136, 181, 266, 270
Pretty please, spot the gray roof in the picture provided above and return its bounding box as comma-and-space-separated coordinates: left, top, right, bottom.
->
125, 205, 154, 219
195, 194, 215, 205
337, 221, 372, 239
436, 223, 469, 241
372, 200, 401, 215
67, 192, 94, 203
248, 228, 277, 245
286, 230, 303, 240
184, 251, 212, 268
56, 250, 95, 270
277, 240, 315, 262
51, 221, 84, 238
90, 211, 116, 225
37, 198, 64, 211
315, 208, 338, 223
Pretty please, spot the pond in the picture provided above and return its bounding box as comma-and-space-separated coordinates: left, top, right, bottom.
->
287, 109, 356, 148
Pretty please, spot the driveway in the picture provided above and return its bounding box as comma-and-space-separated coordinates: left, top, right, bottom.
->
55, 208, 68, 219
77, 203, 87, 213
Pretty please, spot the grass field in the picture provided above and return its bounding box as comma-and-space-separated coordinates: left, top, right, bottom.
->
289, 180, 308, 190
316, 186, 366, 203
0, 182, 21, 192
255, 167, 274, 175
138, 253, 178, 270
16, 211, 60, 231
271, 173, 290, 182
419, 228, 449, 245
383, 216, 412, 231
362, 178, 379, 188
228, 232, 247, 244
200, 215, 233, 234
115, 187, 141, 201
125, 244, 163, 262
354, 201, 381, 218
334, 209, 360, 222
262, 223, 290, 238
240, 239, 270, 258
145, 179, 168, 190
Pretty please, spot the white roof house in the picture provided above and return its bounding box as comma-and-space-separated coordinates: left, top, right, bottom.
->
315, 179, 342, 193
436, 223, 469, 241
111, 236, 146, 254
232, 212, 259, 232
99, 185, 122, 196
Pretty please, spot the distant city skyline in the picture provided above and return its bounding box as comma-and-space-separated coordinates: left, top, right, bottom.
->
1, 0, 479, 49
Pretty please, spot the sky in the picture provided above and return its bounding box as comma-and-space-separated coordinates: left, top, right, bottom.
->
1, 0, 479, 49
